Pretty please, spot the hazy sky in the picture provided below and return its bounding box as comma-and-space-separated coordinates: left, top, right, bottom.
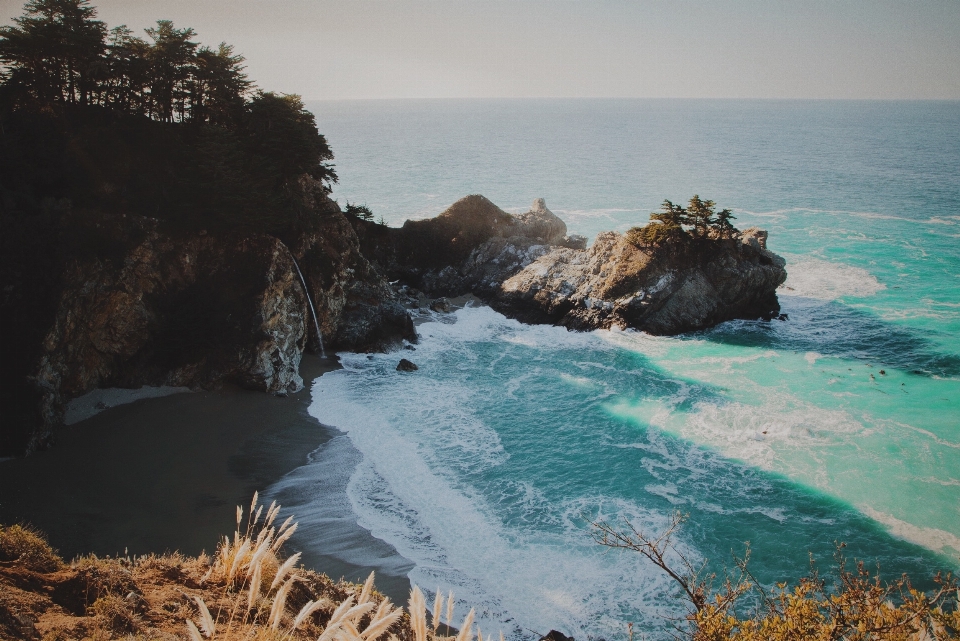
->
3, 0, 959, 100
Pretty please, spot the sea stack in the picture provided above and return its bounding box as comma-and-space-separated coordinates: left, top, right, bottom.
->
494, 227, 787, 334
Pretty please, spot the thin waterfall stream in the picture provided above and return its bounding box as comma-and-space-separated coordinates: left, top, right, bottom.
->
289, 254, 326, 358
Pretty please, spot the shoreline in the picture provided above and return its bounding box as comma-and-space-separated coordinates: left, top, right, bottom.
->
0, 353, 414, 603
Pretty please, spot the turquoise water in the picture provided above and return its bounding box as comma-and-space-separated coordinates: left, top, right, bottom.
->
296, 100, 960, 638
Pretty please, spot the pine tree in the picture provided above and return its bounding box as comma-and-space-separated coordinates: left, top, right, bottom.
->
715, 208, 737, 238
191, 43, 250, 126
144, 20, 197, 122
0, 0, 106, 109
686, 194, 716, 238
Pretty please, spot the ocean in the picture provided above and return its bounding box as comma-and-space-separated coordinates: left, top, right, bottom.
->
276, 99, 960, 639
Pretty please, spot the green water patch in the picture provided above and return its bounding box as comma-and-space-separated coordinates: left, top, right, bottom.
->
601, 327, 960, 563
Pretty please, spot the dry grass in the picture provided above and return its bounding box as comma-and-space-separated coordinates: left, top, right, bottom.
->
0, 493, 495, 641
183, 493, 484, 641
0, 523, 64, 572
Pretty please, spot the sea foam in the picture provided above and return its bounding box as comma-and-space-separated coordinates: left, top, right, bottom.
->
780, 258, 886, 300
310, 307, 690, 638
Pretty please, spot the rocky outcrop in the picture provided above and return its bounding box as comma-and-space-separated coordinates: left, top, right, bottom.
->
495, 227, 787, 334
396, 358, 419, 372
286, 181, 416, 353
352, 195, 585, 297
16, 186, 415, 450
349, 194, 784, 336
33, 232, 309, 429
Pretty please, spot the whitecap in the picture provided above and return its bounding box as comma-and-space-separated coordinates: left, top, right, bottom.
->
860, 506, 960, 556
779, 258, 886, 300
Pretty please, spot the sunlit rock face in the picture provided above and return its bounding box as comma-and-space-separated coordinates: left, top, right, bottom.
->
495, 227, 787, 335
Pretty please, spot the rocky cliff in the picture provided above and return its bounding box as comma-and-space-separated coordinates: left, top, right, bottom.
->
3, 182, 414, 454
494, 227, 787, 334
3, 187, 785, 455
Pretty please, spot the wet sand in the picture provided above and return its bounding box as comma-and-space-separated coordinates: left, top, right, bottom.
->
0, 354, 413, 602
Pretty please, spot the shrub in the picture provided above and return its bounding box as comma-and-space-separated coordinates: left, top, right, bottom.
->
91, 593, 141, 634
591, 511, 960, 641
0, 523, 63, 572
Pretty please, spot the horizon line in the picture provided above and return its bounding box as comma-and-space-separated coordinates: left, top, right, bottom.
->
301, 96, 960, 103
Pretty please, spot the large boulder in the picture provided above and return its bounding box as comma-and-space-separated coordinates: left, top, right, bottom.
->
514, 197, 568, 244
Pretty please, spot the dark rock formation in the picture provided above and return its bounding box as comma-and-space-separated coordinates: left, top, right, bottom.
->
4, 185, 415, 454
495, 227, 787, 334
351, 195, 585, 297
430, 297, 453, 313
33, 231, 309, 430
396, 358, 418, 371
287, 181, 416, 353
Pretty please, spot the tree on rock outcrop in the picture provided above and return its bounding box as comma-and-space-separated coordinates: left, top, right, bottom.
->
345, 202, 375, 221
627, 199, 688, 247
715, 207, 737, 239
627, 196, 741, 249
685, 195, 716, 238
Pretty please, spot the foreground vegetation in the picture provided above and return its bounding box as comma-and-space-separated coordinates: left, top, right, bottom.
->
2, 496, 957, 640
0, 494, 480, 641
593, 512, 960, 640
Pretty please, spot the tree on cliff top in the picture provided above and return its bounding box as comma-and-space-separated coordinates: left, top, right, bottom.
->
627, 199, 688, 247
0, 0, 339, 233
0, 0, 106, 108
244, 91, 336, 190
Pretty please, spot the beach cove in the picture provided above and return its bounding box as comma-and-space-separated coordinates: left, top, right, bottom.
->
0, 355, 416, 604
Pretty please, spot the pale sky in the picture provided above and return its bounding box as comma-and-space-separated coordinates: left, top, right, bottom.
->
3, 0, 959, 100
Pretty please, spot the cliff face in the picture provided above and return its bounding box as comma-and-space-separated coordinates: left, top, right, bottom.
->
8, 185, 415, 453
33, 231, 307, 430
495, 228, 787, 334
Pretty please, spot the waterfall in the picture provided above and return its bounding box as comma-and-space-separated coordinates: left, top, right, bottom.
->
289, 254, 327, 358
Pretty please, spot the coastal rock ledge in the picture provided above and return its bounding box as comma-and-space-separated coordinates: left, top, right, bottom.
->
493, 226, 787, 335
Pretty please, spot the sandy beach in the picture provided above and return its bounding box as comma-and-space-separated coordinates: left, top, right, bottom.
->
0, 354, 414, 603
